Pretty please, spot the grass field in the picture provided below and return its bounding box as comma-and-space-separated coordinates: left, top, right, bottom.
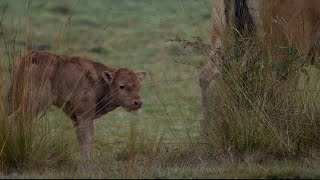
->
0, 0, 210, 151
1, 0, 320, 178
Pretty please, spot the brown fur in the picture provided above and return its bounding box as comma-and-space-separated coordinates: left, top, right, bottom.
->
211, 0, 320, 55
7, 51, 147, 159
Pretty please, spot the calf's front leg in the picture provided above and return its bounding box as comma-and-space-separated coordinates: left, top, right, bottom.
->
72, 103, 96, 160
74, 119, 94, 160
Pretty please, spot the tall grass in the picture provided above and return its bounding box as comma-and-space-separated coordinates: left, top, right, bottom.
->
0, 59, 73, 173
195, 2, 320, 161
0, 3, 74, 172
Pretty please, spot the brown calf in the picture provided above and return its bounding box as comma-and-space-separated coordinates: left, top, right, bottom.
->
7, 51, 147, 159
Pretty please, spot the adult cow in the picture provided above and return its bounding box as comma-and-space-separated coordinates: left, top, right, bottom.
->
199, 0, 320, 135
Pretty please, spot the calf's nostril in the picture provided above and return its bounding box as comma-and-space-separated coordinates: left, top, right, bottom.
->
134, 100, 142, 106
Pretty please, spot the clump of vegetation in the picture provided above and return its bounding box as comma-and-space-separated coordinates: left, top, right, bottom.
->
205, 39, 320, 159
0, 59, 74, 174
173, 4, 320, 162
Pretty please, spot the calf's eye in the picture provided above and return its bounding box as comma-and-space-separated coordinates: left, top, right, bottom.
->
120, 85, 125, 89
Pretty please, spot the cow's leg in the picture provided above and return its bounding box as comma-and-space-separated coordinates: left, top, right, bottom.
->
199, 0, 227, 137
246, 0, 262, 28
211, 0, 231, 46
74, 118, 94, 160
199, 51, 223, 139
71, 99, 96, 160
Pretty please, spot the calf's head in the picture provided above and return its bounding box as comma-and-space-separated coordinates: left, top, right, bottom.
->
102, 68, 147, 111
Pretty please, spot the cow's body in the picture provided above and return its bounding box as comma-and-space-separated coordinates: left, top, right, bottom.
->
7, 51, 147, 159
211, 0, 320, 52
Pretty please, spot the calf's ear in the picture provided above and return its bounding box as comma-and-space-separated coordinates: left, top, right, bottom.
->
136, 70, 148, 82
102, 71, 115, 85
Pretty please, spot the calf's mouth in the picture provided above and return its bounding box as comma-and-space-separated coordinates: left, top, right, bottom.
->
124, 105, 142, 112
